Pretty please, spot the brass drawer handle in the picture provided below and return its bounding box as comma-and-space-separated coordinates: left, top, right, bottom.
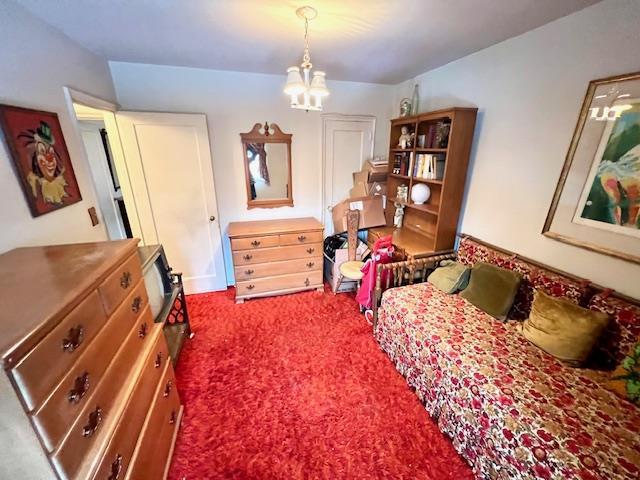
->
304, 278, 310, 287
62, 325, 84, 353
138, 322, 148, 339
131, 295, 142, 313
108, 454, 123, 480
245, 269, 255, 275
68, 371, 89, 404
163, 380, 173, 398
154, 351, 163, 368
82, 406, 102, 438
120, 271, 132, 289
306, 261, 315, 268
251, 240, 261, 247
243, 254, 253, 261
169, 409, 177, 425
306, 247, 315, 254
246, 284, 255, 291
298, 235, 307, 242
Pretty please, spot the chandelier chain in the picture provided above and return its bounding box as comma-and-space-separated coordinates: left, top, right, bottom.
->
302, 17, 312, 69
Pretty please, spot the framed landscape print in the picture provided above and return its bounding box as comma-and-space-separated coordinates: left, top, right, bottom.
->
0, 104, 82, 216
543, 72, 640, 263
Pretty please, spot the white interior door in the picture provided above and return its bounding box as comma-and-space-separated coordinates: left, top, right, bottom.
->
322, 114, 375, 235
115, 112, 227, 293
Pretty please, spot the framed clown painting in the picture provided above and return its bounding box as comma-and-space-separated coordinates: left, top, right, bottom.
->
0, 104, 81, 217
543, 71, 640, 264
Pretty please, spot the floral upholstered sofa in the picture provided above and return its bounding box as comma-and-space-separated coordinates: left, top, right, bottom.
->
375, 236, 640, 480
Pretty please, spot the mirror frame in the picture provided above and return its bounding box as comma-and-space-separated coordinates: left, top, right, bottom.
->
240, 122, 293, 209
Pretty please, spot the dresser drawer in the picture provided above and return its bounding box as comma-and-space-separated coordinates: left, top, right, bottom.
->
279, 230, 323, 246
32, 280, 149, 452
89, 324, 170, 480
125, 361, 181, 480
231, 235, 279, 251
234, 257, 322, 281
233, 243, 322, 265
98, 253, 142, 315
11, 290, 107, 412
237, 270, 323, 296
51, 312, 166, 480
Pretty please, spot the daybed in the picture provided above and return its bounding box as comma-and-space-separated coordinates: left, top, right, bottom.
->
374, 236, 640, 479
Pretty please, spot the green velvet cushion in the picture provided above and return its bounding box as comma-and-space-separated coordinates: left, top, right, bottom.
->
460, 262, 522, 321
427, 260, 470, 294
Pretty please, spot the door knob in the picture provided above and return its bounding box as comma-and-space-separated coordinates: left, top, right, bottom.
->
209, 216, 215, 221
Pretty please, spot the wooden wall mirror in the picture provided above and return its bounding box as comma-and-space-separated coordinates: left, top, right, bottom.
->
240, 122, 293, 209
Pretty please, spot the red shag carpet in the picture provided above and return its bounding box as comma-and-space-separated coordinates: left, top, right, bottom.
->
168, 286, 473, 479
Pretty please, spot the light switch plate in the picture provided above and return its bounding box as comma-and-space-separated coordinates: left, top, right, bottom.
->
88, 207, 99, 226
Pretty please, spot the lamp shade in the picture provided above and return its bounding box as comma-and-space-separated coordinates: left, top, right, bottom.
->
284, 66, 305, 95
309, 71, 329, 97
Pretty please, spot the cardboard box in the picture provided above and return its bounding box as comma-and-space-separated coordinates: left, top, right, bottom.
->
349, 182, 369, 198
332, 195, 387, 234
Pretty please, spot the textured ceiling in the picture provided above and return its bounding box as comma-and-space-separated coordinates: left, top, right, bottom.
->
15, 0, 600, 84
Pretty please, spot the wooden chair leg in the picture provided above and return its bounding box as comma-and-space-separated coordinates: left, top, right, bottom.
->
334, 274, 344, 295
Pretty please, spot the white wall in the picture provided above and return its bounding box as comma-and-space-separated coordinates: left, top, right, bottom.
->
394, 0, 640, 298
0, 1, 116, 253
110, 62, 394, 282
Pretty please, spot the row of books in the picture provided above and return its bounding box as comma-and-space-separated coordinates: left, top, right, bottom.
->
413, 154, 445, 180
392, 152, 412, 176
421, 121, 451, 149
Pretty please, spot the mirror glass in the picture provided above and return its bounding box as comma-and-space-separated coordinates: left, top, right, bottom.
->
241, 122, 293, 209
246, 143, 289, 200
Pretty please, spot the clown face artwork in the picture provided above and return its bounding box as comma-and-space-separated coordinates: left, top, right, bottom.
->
0, 105, 81, 216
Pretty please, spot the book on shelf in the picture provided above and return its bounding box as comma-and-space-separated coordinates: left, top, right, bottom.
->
413, 153, 445, 180
393, 152, 412, 176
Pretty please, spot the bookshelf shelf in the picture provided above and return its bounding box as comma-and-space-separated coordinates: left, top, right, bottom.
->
415, 148, 447, 153
382, 107, 478, 253
389, 196, 439, 216
389, 173, 410, 180
412, 177, 443, 185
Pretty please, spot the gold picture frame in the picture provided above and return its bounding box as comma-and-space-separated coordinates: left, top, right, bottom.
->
543, 71, 640, 264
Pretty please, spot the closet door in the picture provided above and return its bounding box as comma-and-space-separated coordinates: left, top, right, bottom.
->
116, 112, 227, 293
322, 114, 376, 235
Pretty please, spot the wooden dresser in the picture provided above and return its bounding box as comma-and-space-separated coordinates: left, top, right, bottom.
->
0, 240, 182, 480
228, 217, 324, 303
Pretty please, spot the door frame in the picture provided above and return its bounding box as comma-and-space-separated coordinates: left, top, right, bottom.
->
320, 113, 376, 229
62, 87, 145, 242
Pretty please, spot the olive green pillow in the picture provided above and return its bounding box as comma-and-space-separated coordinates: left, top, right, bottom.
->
521, 290, 609, 367
427, 260, 470, 294
460, 262, 522, 320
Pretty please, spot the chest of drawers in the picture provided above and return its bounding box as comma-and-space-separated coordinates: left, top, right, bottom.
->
228, 217, 324, 303
0, 240, 182, 479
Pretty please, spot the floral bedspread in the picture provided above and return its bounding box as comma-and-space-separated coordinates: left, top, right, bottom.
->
375, 283, 640, 480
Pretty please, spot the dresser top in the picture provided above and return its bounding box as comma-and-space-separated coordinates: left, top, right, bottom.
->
0, 239, 139, 366
227, 217, 323, 238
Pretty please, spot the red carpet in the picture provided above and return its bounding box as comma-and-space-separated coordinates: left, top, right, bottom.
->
168, 286, 473, 479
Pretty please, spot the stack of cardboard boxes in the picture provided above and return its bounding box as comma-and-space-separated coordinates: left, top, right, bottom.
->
325, 158, 389, 292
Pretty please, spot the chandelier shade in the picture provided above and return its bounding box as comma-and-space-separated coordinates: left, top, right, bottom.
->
283, 6, 329, 111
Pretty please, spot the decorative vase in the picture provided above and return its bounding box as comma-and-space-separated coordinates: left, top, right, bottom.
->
410, 84, 419, 116
411, 183, 431, 204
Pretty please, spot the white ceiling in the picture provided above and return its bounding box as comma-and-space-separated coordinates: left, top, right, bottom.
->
15, 0, 599, 84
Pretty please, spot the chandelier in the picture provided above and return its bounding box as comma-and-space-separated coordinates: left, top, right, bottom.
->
283, 6, 329, 111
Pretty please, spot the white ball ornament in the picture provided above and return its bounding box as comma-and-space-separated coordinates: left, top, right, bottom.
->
410, 183, 431, 204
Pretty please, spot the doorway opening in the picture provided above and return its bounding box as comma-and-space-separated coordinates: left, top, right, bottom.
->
73, 103, 133, 240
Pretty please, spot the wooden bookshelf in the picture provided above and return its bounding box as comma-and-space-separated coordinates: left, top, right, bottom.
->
380, 107, 478, 254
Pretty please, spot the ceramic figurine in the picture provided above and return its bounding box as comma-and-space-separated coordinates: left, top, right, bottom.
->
393, 202, 405, 228
398, 126, 414, 149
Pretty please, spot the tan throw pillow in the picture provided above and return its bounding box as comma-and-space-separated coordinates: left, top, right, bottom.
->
521, 290, 609, 366
459, 262, 522, 321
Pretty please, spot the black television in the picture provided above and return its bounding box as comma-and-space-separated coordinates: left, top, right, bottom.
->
137, 245, 191, 365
